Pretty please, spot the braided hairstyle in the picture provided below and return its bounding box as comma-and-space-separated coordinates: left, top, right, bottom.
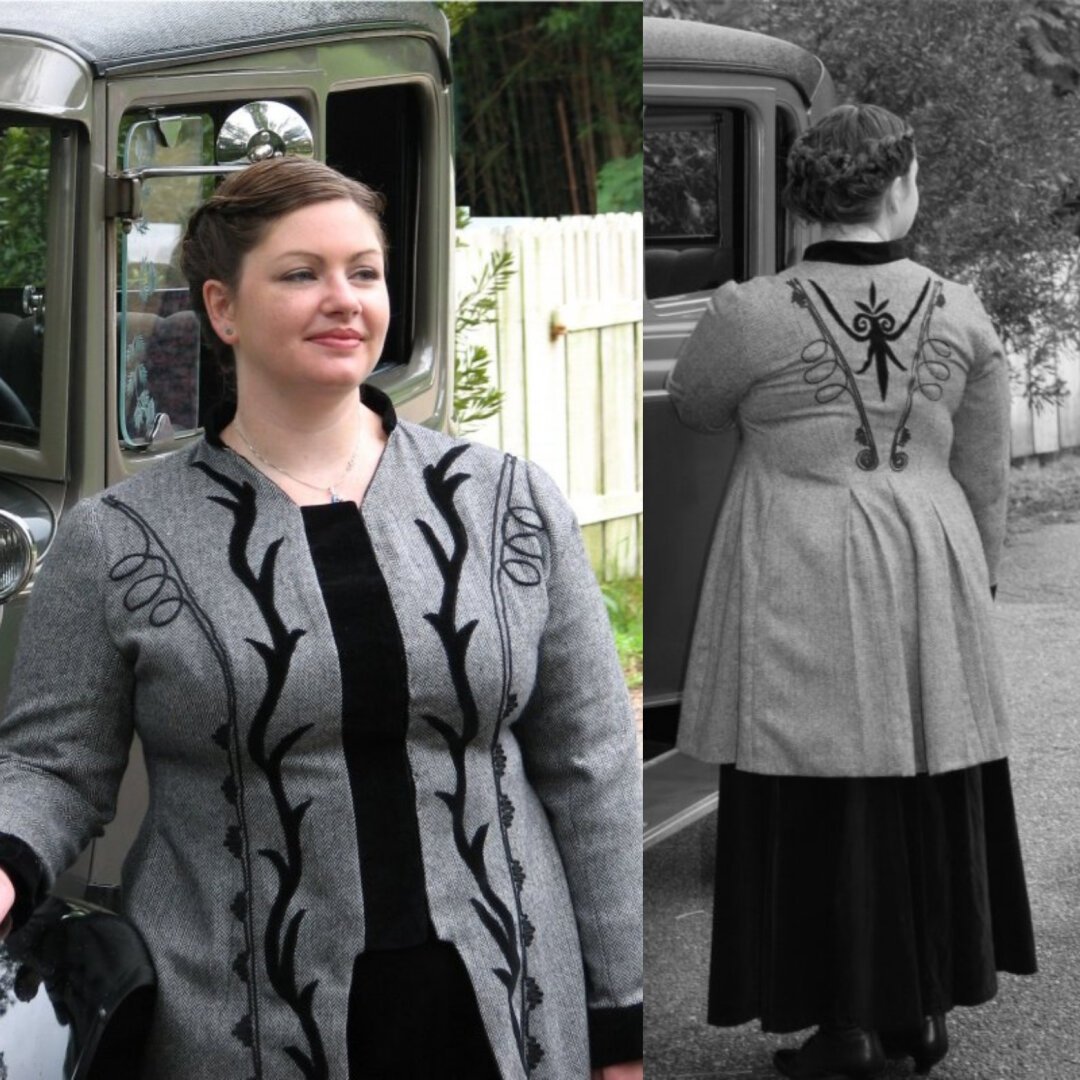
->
180, 156, 388, 377
783, 104, 915, 225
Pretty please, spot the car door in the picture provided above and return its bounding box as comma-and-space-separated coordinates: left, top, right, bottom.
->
642, 19, 832, 843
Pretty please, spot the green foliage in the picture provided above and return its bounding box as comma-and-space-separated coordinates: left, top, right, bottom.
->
1016, 0, 1080, 92
645, 0, 759, 21
0, 126, 49, 286
600, 575, 643, 688
435, 0, 477, 37
644, 131, 720, 235
453, 209, 515, 434
597, 153, 644, 213
451, 2, 642, 216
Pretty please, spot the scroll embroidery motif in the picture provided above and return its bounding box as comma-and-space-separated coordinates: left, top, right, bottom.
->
103, 492, 267, 1080
490, 454, 547, 1072
418, 445, 546, 1074
113, 463, 328, 1079
192, 461, 327, 1080
812, 279, 930, 400
891, 282, 951, 470
789, 276, 947, 472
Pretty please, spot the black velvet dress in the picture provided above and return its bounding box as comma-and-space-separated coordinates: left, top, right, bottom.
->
303, 502, 501, 1079
708, 761, 1037, 1033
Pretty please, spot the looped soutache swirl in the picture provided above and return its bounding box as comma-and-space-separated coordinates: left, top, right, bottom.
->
110, 549, 186, 626
915, 337, 954, 401
851, 310, 898, 336
857, 446, 879, 470
887, 279, 949, 472
501, 504, 545, 587
801, 338, 851, 405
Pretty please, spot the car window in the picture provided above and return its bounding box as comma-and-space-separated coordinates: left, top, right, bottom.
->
325, 83, 422, 373
0, 117, 55, 447
117, 113, 215, 447
776, 105, 798, 271
644, 109, 747, 299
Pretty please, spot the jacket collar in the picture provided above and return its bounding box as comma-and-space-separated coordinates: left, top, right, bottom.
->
802, 238, 910, 266
204, 382, 398, 447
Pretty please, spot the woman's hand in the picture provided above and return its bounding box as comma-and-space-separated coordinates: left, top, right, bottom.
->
0, 865, 14, 941
591, 1062, 643, 1080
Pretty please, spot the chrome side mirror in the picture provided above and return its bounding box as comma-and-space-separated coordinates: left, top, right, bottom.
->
216, 101, 314, 164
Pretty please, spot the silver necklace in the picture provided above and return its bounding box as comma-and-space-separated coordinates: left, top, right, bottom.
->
232, 418, 360, 503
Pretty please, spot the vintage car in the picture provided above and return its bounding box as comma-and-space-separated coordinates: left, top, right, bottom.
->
0, 3, 452, 1072
642, 16, 835, 845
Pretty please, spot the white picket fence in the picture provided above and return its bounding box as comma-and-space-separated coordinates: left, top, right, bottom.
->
458, 214, 643, 579
1010, 343, 1080, 459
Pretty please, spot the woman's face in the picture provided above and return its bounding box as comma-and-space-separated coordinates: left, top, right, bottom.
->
204, 198, 390, 398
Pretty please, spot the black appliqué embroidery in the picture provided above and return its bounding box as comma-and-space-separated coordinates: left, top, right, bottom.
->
789, 276, 946, 472
193, 461, 327, 1080
891, 283, 952, 470
103, 494, 266, 1078
489, 455, 548, 1071
418, 445, 545, 1074
811, 279, 930, 401
789, 279, 881, 470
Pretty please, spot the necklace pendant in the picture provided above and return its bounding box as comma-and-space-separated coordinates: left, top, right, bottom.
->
329, 488, 341, 504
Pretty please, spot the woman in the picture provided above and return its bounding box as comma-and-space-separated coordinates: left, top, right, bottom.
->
668, 105, 1036, 1078
0, 157, 643, 1080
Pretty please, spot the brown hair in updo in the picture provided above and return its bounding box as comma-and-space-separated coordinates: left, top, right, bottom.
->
180, 156, 388, 375
782, 104, 915, 225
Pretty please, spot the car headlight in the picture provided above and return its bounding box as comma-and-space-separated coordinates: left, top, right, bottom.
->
0, 509, 37, 601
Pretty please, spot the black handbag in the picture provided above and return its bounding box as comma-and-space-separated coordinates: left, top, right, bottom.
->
5, 896, 156, 1079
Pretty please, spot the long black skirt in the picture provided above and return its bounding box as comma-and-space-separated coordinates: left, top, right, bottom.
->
348, 940, 502, 1078
708, 759, 1037, 1034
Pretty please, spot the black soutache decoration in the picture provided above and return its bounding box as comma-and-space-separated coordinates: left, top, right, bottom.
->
811, 279, 930, 401
194, 461, 328, 1080
789, 279, 881, 471
890, 283, 952, 470
103, 493, 266, 1080
490, 455, 548, 1071
417, 446, 545, 1073
789, 276, 949, 473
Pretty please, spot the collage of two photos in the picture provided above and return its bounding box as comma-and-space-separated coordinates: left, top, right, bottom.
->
0, 1, 1077, 1078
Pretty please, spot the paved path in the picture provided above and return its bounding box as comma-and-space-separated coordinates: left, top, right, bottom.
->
645, 521, 1080, 1079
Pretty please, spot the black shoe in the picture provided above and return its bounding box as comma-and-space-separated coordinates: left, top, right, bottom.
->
773, 1026, 885, 1079
880, 1013, 948, 1075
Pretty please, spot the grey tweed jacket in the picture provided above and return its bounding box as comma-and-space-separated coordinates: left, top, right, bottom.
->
0, 390, 642, 1079
668, 241, 1011, 777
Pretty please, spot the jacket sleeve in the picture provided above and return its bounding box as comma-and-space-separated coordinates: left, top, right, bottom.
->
666, 279, 757, 433
950, 288, 1011, 587
515, 462, 642, 1068
0, 498, 135, 925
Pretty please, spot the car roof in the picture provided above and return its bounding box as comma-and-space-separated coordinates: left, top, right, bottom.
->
0, 1, 448, 76
644, 16, 826, 107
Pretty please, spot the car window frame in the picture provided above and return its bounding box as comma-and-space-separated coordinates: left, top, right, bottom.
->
103, 37, 450, 488
0, 114, 79, 482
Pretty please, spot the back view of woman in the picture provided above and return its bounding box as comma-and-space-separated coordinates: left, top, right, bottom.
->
669, 104, 1036, 1078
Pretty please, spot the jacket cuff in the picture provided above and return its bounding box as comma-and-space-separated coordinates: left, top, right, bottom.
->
588, 1002, 643, 1068
0, 832, 47, 932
